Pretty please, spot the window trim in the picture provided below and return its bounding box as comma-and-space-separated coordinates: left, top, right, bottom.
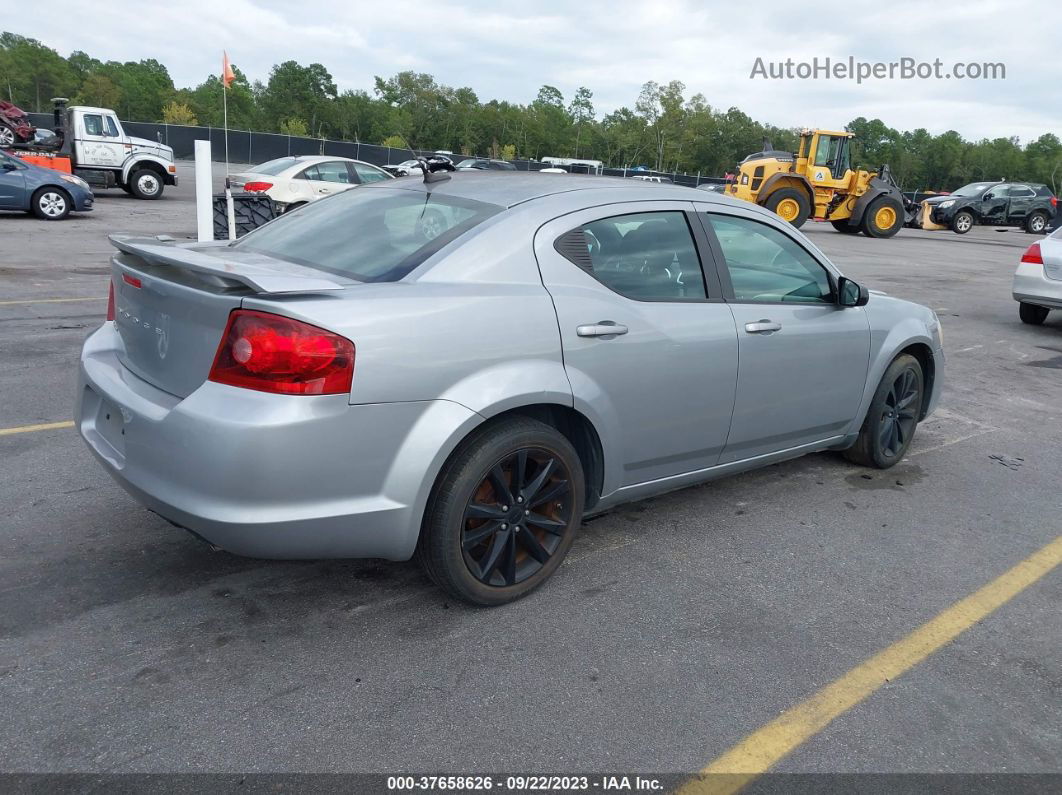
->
695, 206, 841, 306
553, 208, 724, 304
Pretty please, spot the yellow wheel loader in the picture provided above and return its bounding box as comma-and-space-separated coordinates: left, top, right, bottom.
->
725, 129, 911, 238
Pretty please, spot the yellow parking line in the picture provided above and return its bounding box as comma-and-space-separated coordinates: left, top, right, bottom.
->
0, 420, 75, 436
681, 535, 1062, 795
0, 297, 105, 306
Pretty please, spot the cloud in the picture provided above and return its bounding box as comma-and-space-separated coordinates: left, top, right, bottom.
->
13, 0, 1059, 141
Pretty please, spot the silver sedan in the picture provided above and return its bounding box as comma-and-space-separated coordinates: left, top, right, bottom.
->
1013, 227, 1062, 325
77, 174, 944, 605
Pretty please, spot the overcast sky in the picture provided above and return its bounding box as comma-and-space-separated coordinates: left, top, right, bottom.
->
13, 0, 1060, 142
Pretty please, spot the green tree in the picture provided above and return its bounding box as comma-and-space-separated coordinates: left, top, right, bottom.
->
162, 100, 197, 125
279, 117, 309, 136
77, 74, 121, 109
261, 61, 337, 136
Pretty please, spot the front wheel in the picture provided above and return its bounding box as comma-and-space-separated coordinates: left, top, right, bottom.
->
129, 168, 163, 200
0, 123, 15, 146
844, 354, 924, 469
30, 187, 71, 220
951, 210, 974, 234
861, 196, 905, 238
418, 417, 585, 606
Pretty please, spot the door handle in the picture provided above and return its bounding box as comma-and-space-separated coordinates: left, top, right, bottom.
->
317, 188, 330, 194
577, 321, 628, 338
744, 319, 782, 334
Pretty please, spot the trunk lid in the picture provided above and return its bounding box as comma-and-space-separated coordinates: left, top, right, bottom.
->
110, 236, 349, 398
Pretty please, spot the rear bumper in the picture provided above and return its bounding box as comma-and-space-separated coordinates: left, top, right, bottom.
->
1013, 262, 1062, 309
77, 323, 479, 560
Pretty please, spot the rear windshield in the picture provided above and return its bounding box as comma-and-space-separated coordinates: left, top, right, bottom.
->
235, 187, 502, 282
251, 157, 301, 176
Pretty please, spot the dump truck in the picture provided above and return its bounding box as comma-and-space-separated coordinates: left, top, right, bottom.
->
726, 129, 910, 238
3, 98, 177, 199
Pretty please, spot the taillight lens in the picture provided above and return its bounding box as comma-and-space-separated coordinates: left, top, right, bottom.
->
242, 181, 273, 192
1051, 197, 1058, 208
208, 310, 354, 395
106, 280, 115, 321
1021, 243, 1044, 265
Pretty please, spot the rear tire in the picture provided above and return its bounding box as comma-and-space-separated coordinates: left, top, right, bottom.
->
129, 168, 163, 200
284, 202, 307, 213
30, 187, 71, 220
1026, 212, 1048, 235
1019, 302, 1049, 325
418, 417, 585, 606
764, 188, 811, 228
843, 354, 924, 469
831, 219, 860, 234
861, 196, 905, 238
951, 210, 974, 234
0, 122, 15, 146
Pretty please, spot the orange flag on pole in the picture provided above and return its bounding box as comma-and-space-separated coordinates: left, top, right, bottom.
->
222, 52, 235, 89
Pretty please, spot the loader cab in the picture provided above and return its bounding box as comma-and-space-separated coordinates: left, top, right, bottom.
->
800, 130, 853, 184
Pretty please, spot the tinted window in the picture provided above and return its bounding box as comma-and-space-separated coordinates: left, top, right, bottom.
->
951, 182, 997, 197
104, 117, 119, 137
83, 115, 103, 136
236, 189, 501, 282
558, 211, 706, 300
489, 161, 517, 170
353, 162, 391, 183
1006, 185, 1035, 198
707, 214, 832, 303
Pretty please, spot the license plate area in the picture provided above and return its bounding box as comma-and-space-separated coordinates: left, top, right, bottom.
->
81, 385, 127, 468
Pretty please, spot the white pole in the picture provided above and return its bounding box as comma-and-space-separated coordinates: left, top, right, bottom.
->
194, 139, 214, 242
223, 85, 235, 241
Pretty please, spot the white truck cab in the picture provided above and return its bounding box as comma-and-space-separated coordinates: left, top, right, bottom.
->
59, 102, 177, 199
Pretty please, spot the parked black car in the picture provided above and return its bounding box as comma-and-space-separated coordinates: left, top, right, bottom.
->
921, 181, 1057, 234
455, 158, 518, 171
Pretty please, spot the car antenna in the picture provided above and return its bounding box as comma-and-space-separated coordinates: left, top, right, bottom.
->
416, 155, 453, 185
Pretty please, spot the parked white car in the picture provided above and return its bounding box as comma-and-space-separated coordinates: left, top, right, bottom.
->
1013, 227, 1062, 325
229, 156, 392, 211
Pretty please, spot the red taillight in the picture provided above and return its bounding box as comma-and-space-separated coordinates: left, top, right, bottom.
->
1021, 243, 1044, 265
208, 310, 354, 395
242, 181, 273, 192
122, 273, 142, 288
106, 280, 115, 321
1052, 197, 1058, 208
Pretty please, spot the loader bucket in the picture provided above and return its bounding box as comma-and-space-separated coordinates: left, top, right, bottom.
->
917, 200, 948, 231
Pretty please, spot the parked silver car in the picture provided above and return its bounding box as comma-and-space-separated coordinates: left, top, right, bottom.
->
77, 174, 944, 605
1013, 227, 1062, 325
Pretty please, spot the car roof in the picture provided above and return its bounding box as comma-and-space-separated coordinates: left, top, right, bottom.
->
366, 170, 741, 209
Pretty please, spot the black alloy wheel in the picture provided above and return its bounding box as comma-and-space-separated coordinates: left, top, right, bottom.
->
461, 448, 573, 587
418, 416, 585, 606
877, 368, 920, 459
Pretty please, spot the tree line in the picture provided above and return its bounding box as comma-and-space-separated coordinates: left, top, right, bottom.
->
3, 31, 1060, 192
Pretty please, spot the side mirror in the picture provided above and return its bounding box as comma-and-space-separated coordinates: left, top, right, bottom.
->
983, 193, 994, 200
837, 276, 869, 307
2, 162, 16, 172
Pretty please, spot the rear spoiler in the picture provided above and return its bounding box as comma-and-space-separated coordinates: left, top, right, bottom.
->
109, 235, 348, 294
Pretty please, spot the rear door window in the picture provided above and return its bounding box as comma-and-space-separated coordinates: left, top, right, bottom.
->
313, 161, 354, 184
555, 211, 707, 300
